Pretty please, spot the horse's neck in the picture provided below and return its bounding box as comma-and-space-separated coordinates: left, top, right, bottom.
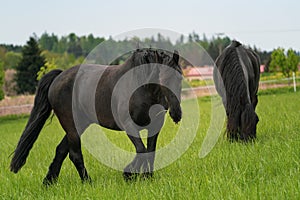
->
120, 60, 160, 83
113, 60, 134, 76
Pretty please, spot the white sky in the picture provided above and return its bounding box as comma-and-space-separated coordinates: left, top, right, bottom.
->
1, 0, 299, 51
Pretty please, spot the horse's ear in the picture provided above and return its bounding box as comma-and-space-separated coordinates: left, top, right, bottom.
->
173, 50, 179, 64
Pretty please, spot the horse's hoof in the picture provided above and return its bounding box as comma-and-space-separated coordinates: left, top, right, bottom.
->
141, 172, 154, 179
228, 133, 239, 142
82, 176, 92, 184
123, 172, 138, 181
241, 136, 256, 143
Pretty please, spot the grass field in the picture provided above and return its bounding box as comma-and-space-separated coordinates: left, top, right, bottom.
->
0, 88, 299, 199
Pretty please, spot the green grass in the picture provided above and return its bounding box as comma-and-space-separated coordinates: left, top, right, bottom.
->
1, 89, 300, 199
185, 79, 215, 87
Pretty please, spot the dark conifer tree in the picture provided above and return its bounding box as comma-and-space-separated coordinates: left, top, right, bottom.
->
15, 37, 46, 94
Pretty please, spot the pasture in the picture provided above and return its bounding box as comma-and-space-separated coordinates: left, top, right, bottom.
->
0, 88, 299, 199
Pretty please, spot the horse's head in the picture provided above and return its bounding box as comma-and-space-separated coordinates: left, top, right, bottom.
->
240, 104, 259, 141
130, 48, 182, 124
159, 50, 183, 124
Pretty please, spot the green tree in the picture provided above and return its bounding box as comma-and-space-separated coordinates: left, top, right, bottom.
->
80, 34, 105, 56
52, 36, 68, 54
0, 61, 4, 100
15, 37, 46, 94
176, 34, 184, 45
198, 33, 209, 50
39, 32, 58, 51
4, 51, 22, 69
0, 46, 6, 62
205, 36, 231, 61
37, 60, 57, 80
270, 48, 299, 79
286, 49, 299, 76
269, 48, 286, 73
67, 33, 82, 57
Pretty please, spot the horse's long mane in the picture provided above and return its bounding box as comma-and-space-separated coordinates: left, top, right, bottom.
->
122, 48, 161, 88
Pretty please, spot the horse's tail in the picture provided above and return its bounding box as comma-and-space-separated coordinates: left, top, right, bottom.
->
10, 69, 63, 173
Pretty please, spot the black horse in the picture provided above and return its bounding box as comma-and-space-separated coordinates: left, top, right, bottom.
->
10, 48, 182, 184
213, 41, 260, 141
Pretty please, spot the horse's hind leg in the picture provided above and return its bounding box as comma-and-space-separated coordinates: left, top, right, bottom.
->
67, 131, 91, 183
43, 136, 69, 185
54, 112, 91, 183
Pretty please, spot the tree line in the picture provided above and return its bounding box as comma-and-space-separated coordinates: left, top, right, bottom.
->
0, 32, 299, 98
0, 32, 273, 69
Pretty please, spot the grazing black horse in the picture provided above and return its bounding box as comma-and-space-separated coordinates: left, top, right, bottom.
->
10, 48, 182, 184
213, 41, 260, 141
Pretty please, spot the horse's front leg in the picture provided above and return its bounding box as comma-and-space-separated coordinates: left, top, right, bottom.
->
226, 116, 240, 141
145, 132, 159, 178
123, 133, 147, 180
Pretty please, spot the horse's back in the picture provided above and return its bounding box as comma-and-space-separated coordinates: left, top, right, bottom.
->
48, 64, 110, 133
